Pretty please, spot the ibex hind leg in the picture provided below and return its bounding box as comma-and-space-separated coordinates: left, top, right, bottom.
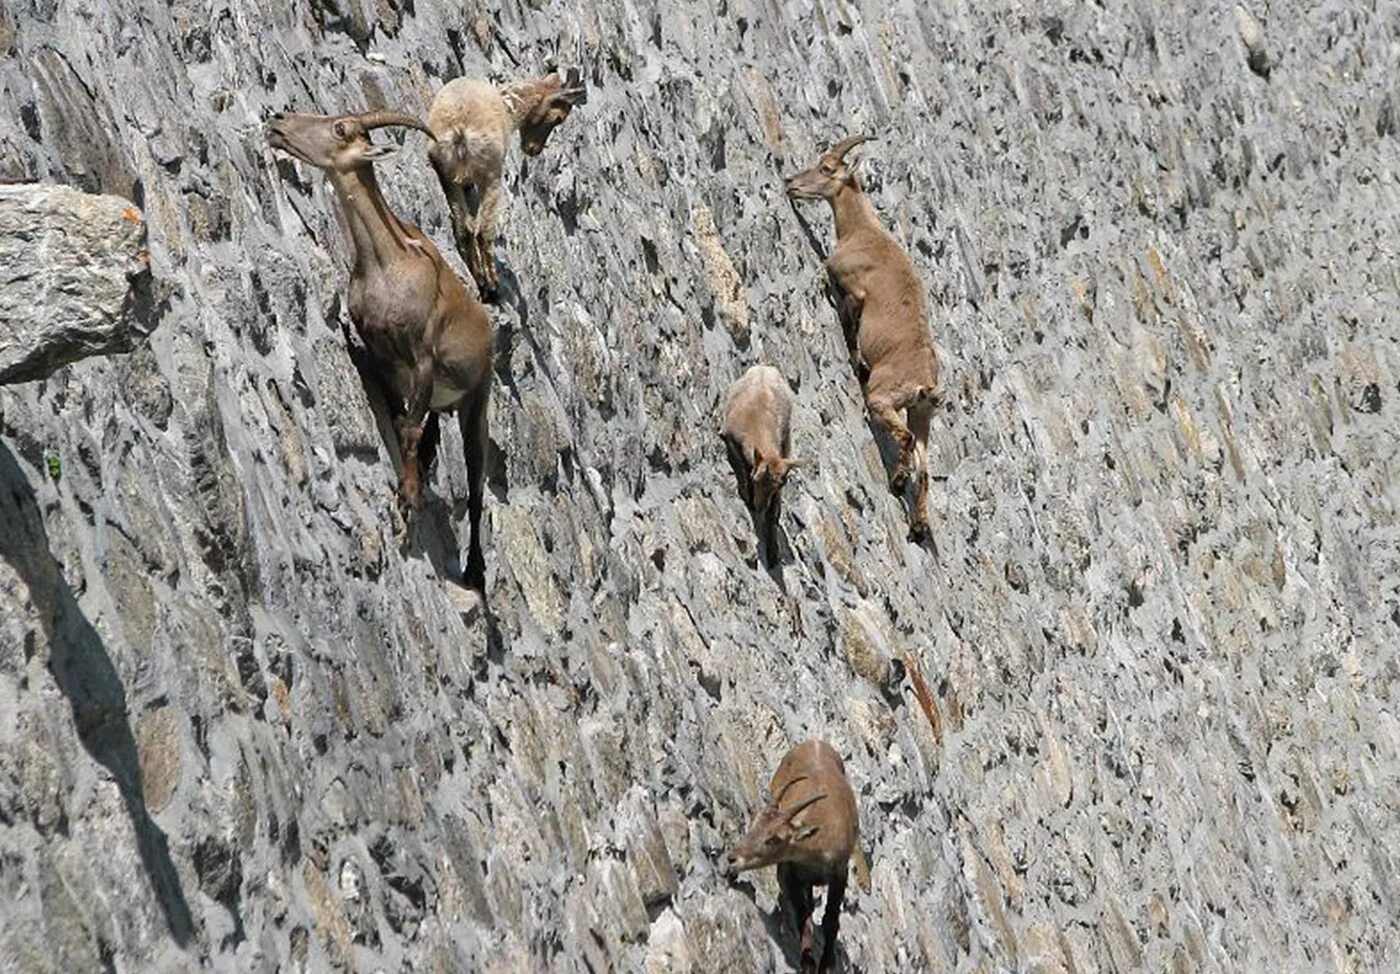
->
907, 398, 933, 544
472, 181, 504, 303
429, 151, 475, 271
868, 398, 916, 491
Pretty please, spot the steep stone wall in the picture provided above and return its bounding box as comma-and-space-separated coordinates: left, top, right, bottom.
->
1, 2, 1397, 972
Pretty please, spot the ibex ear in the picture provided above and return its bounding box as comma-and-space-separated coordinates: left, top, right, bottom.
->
846, 156, 865, 181
796, 824, 821, 841
361, 143, 400, 161
561, 66, 589, 104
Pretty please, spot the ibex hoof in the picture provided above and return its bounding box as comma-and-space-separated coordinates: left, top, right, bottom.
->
909, 521, 932, 545
890, 466, 911, 492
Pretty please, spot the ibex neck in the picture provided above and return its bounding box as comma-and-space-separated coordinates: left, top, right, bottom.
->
327, 166, 414, 271
829, 180, 879, 241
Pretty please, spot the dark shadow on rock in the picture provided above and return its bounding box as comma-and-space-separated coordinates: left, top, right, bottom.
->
723, 877, 804, 973
0, 440, 195, 948
480, 600, 508, 670
497, 261, 557, 390
406, 491, 464, 581
787, 199, 830, 265
863, 415, 903, 486
760, 893, 846, 974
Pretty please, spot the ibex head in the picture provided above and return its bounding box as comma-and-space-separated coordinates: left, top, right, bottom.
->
786, 135, 874, 201
751, 453, 804, 515
721, 776, 828, 877
519, 70, 587, 157
267, 109, 435, 172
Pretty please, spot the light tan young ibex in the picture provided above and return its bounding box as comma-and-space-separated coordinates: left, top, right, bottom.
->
426, 71, 586, 301
267, 108, 492, 590
721, 365, 802, 554
723, 739, 865, 973
787, 136, 940, 542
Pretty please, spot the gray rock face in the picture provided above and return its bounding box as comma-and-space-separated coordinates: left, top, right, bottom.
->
1, 2, 1397, 973
0, 183, 156, 384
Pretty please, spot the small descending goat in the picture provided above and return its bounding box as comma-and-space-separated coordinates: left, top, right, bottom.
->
267, 108, 493, 591
426, 70, 586, 301
787, 136, 941, 543
723, 739, 866, 973
721, 365, 803, 556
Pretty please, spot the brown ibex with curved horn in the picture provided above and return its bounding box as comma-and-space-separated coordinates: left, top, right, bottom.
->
787, 135, 940, 543
267, 108, 492, 590
723, 739, 867, 972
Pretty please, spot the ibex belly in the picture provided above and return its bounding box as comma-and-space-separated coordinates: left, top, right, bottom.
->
430, 379, 467, 411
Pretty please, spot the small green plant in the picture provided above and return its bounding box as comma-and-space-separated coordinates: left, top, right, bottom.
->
46, 455, 61, 483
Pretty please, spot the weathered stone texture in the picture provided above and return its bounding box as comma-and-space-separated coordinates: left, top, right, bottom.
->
1, 1, 1398, 972
0, 184, 156, 384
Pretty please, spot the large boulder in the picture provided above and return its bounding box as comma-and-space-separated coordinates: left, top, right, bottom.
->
0, 183, 156, 384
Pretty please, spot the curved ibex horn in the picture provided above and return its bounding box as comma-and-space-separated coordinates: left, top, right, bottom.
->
828, 134, 874, 160
357, 110, 436, 140
770, 775, 809, 807
784, 792, 828, 821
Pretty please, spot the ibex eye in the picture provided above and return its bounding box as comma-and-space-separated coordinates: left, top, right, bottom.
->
765, 835, 782, 846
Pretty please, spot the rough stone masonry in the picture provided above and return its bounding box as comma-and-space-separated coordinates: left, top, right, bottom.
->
1, 1, 1397, 972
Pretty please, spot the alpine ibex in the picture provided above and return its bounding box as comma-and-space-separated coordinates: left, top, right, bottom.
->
787, 136, 940, 542
721, 365, 802, 554
426, 71, 586, 301
267, 108, 492, 590
723, 739, 865, 973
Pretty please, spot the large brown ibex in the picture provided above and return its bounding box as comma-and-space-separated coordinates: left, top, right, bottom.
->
723, 739, 865, 972
267, 108, 492, 590
787, 136, 940, 542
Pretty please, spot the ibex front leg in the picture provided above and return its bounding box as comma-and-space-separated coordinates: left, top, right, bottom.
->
394, 361, 434, 513
907, 399, 933, 543
816, 874, 847, 973
827, 276, 869, 384
779, 864, 817, 973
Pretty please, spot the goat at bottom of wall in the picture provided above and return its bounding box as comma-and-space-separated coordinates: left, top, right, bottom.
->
787, 135, 941, 545
426, 69, 587, 302
267, 108, 493, 592
723, 739, 869, 973
720, 364, 804, 559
